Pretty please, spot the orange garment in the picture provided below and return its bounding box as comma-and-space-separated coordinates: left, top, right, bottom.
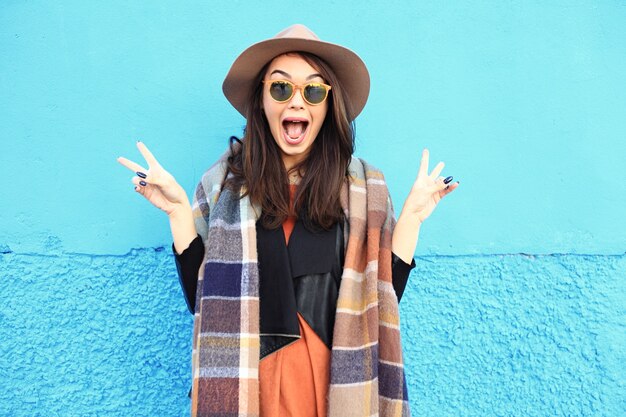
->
259, 184, 331, 417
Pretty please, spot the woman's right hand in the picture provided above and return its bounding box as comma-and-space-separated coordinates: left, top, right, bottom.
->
117, 141, 190, 217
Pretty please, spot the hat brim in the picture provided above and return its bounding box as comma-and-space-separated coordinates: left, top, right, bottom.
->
222, 37, 370, 122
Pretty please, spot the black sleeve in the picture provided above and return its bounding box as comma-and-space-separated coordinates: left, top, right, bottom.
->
391, 252, 416, 303
172, 234, 204, 314
173, 235, 413, 308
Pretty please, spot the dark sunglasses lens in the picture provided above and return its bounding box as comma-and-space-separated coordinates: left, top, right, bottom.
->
269, 81, 293, 102
304, 85, 327, 104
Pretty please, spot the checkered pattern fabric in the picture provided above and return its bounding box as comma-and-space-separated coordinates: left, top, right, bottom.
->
189, 151, 410, 416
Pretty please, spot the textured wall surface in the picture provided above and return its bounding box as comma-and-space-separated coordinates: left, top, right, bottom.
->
401, 253, 625, 417
1, 250, 623, 416
0, 248, 194, 416
1, 0, 625, 416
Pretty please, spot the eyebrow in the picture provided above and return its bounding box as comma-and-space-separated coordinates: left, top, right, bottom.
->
270, 69, 324, 81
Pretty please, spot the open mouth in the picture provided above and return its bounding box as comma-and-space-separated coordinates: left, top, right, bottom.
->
282, 119, 309, 145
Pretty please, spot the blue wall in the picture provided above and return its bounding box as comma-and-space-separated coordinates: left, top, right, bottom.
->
1, 1, 624, 416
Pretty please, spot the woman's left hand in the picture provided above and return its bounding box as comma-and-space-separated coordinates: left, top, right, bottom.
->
400, 148, 459, 223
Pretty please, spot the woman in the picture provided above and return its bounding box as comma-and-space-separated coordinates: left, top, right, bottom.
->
117, 24, 458, 417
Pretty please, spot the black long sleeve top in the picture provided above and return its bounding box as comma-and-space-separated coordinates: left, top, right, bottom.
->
173, 217, 415, 355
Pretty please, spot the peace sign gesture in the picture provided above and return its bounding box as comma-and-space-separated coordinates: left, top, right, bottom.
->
392, 148, 459, 263
400, 148, 459, 223
116, 141, 190, 216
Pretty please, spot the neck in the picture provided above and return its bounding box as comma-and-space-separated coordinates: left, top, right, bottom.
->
283, 158, 304, 184
281, 149, 310, 173
288, 171, 301, 185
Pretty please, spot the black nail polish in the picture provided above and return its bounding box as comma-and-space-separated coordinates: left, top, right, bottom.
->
140, 180, 147, 186
444, 176, 453, 184
136, 171, 147, 179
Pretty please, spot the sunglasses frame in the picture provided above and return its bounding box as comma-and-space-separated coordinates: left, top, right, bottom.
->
262, 79, 332, 106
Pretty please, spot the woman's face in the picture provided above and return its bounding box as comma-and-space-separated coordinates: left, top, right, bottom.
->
262, 53, 329, 171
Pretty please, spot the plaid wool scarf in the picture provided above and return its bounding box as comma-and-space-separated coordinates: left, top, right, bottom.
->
189, 151, 410, 417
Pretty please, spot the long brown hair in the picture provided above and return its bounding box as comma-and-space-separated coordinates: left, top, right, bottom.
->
225, 51, 355, 230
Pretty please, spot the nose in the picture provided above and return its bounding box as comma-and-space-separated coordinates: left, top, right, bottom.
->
288, 85, 306, 109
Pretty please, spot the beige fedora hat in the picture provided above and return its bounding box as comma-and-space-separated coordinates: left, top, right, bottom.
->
222, 24, 370, 122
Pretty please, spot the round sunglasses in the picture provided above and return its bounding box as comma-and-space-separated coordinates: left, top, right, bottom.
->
262, 79, 332, 105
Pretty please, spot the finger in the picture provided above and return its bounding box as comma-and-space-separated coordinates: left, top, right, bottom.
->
429, 176, 450, 192
131, 176, 149, 188
429, 161, 445, 179
417, 148, 429, 179
137, 141, 160, 168
441, 181, 460, 196
131, 178, 145, 195
117, 156, 148, 175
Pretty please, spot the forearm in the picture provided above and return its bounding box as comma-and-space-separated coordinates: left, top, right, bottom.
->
391, 210, 422, 265
170, 201, 198, 254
